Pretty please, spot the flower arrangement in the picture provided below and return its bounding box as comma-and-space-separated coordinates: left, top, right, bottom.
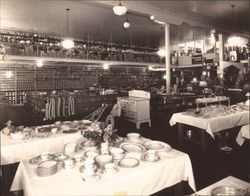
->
81, 121, 118, 146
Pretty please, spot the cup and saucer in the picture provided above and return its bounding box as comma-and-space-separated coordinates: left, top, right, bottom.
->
103, 163, 118, 176
141, 150, 160, 162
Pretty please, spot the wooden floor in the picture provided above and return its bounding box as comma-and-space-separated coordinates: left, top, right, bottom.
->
1, 105, 249, 196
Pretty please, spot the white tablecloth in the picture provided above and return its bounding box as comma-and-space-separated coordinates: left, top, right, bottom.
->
194, 176, 250, 195
11, 149, 196, 196
236, 124, 250, 146
1, 132, 83, 165
169, 111, 249, 138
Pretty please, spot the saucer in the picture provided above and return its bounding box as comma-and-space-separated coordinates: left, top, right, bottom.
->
141, 154, 160, 162
103, 168, 118, 176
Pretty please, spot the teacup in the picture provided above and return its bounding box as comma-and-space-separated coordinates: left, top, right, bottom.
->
110, 147, 124, 159
104, 163, 115, 173
40, 152, 50, 161
51, 128, 57, 134
146, 150, 157, 161
84, 158, 95, 170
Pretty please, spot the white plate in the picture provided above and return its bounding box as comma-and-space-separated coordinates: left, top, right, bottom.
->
144, 141, 171, 152
120, 142, 146, 153
118, 158, 139, 168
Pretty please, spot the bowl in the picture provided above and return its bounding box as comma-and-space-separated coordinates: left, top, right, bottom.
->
10, 132, 24, 141
127, 133, 141, 142
110, 147, 124, 159
95, 154, 113, 168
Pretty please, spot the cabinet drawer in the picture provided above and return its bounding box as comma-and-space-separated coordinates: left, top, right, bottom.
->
129, 101, 137, 112
129, 111, 137, 120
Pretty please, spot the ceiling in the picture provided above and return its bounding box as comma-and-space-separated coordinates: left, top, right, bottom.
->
1, 0, 249, 48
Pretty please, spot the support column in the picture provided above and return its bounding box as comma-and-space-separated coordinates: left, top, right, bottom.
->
218, 34, 224, 79
165, 23, 171, 93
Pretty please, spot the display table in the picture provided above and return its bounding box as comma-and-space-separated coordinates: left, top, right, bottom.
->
169, 110, 249, 155
10, 149, 196, 196
1, 132, 83, 165
236, 124, 250, 146
194, 176, 250, 195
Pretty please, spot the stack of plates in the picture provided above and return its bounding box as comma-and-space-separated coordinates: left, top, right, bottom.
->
37, 160, 58, 177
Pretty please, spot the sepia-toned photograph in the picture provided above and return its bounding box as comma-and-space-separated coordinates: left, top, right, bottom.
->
0, 0, 249, 195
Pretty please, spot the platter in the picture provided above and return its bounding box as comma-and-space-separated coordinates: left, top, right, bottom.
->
119, 142, 146, 153
118, 158, 139, 168
144, 141, 171, 152
211, 186, 248, 196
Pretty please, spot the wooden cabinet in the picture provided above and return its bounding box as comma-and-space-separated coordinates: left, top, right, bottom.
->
117, 96, 151, 129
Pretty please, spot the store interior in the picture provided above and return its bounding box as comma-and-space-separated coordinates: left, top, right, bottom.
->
0, 0, 249, 196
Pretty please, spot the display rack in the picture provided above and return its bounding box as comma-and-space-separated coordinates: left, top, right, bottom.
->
0, 29, 161, 64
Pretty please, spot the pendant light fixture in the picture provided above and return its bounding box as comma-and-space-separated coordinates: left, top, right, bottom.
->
123, 14, 130, 29
113, 0, 127, 16
62, 8, 74, 50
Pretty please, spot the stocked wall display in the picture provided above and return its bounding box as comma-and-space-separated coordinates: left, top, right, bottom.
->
0, 29, 161, 63
0, 64, 165, 105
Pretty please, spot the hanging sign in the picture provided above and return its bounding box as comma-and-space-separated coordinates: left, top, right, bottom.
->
192, 54, 202, 64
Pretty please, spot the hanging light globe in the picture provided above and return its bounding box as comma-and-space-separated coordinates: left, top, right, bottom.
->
62, 38, 74, 49
123, 20, 130, 28
113, 2, 127, 16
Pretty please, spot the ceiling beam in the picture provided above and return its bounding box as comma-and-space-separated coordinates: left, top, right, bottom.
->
97, 1, 249, 37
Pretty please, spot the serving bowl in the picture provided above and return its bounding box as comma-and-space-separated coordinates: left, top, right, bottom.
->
95, 154, 113, 168
127, 133, 141, 142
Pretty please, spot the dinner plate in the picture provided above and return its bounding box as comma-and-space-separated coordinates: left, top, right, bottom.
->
144, 141, 171, 152
120, 142, 146, 153
211, 186, 248, 195
118, 158, 139, 168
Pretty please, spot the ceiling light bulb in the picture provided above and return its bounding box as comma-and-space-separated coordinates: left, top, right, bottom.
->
36, 60, 43, 67
5, 71, 13, 78
113, 3, 127, 16
202, 71, 207, 76
157, 48, 165, 57
62, 38, 74, 49
163, 74, 167, 79
103, 64, 109, 70
150, 15, 155, 20
123, 20, 130, 28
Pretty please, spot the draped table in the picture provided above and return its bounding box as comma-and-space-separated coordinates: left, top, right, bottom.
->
1, 131, 83, 165
193, 176, 250, 195
169, 110, 249, 155
236, 124, 250, 146
10, 149, 196, 196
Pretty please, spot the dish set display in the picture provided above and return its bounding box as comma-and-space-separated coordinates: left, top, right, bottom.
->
1, 119, 93, 141
186, 102, 248, 119
28, 132, 172, 181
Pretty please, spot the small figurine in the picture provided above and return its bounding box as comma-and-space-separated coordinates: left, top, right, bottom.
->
2, 120, 15, 135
